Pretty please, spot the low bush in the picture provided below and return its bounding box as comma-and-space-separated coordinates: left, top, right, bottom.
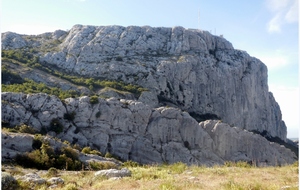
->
81, 147, 102, 156
89, 96, 99, 104
104, 152, 113, 158
88, 161, 118, 171
64, 111, 76, 121
81, 147, 92, 154
123, 160, 140, 167
47, 167, 59, 177
224, 161, 252, 168
49, 118, 64, 134
18, 124, 36, 134
16, 140, 83, 171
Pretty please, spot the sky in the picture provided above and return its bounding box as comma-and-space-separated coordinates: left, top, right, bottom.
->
1, 0, 299, 138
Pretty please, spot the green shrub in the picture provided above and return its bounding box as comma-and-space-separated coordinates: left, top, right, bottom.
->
90, 150, 102, 156
32, 135, 44, 149
64, 111, 76, 121
224, 161, 252, 168
123, 160, 140, 167
18, 124, 36, 134
47, 167, 59, 177
89, 96, 99, 104
62, 183, 78, 190
17, 138, 83, 170
81, 147, 102, 156
61, 147, 79, 161
1, 79, 80, 100
81, 147, 92, 154
49, 118, 64, 134
168, 162, 187, 174
104, 152, 113, 158
88, 161, 118, 170
292, 161, 298, 167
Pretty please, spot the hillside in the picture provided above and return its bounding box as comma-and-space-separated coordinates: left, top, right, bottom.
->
1, 25, 298, 167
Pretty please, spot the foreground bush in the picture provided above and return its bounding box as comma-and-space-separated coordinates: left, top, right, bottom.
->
15, 141, 82, 171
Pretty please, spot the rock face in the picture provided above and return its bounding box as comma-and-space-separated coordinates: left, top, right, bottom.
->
1, 25, 294, 166
2, 25, 286, 140
2, 92, 297, 166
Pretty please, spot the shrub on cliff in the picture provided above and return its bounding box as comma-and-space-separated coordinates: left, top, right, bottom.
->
89, 95, 99, 104
49, 118, 64, 134
81, 146, 102, 156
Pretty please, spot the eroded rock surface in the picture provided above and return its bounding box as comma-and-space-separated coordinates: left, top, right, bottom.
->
2, 25, 287, 140
2, 92, 296, 166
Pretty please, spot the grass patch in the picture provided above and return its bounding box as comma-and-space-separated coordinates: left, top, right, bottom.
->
2, 162, 298, 190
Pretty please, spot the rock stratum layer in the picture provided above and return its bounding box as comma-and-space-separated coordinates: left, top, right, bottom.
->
2, 92, 296, 166
1, 25, 296, 165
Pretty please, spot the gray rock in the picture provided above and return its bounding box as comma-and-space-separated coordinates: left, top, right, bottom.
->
2, 132, 34, 160
0, 25, 295, 165
2, 172, 18, 190
1, 92, 296, 166
20, 173, 46, 184
1, 25, 282, 140
200, 120, 296, 166
1, 32, 27, 50
47, 177, 64, 185
94, 168, 131, 178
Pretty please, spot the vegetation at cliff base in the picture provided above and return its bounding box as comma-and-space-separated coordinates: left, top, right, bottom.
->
2, 161, 298, 190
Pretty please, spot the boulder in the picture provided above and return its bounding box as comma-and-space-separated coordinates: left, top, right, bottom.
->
47, 177, 64, 185
19, 173, 46, 184
94, 168, 131, 178
2, 132, 34, 160
1, 172, 18, 190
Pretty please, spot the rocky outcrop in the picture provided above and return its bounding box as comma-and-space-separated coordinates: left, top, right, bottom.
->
19, 173, 46, 185
1, 25, 287, 141
2, 92, 296, 166
1, 130, 121, 167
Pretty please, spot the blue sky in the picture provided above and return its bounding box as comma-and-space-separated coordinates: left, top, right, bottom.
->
1, 0, 299, 138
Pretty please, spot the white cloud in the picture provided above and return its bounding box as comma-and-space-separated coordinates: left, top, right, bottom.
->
269, 85, 299, 138
267, 13, 283, 33
266, 0, 298, 33
285, 0, 299, 23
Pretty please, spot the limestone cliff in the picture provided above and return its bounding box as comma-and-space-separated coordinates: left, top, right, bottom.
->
2, 25, 287, 140
1, 25, 294, 165
1, 92, 297, 166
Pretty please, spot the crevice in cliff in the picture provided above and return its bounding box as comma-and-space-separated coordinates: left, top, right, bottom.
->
27, 95, 51, 129
189, 112, 221, 123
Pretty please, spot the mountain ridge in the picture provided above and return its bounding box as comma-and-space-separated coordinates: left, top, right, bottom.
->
1, 25, 296, 165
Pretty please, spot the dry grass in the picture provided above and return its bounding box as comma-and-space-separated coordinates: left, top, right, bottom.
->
3, 162, 298, 190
